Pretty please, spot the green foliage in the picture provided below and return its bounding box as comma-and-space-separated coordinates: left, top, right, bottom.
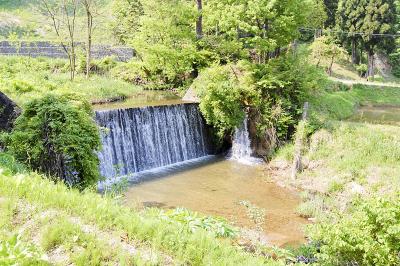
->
194, 49, 326, 144
0, 152, 26, 175
205, 0, 309, 60
310, 36, 348, 75
151, 208, 238, 238
4, 94, 101, 188
0, 56, 142, 105
111, 0, 142, 44
311, 194, 400, 265
193, 62, 254, 138
0, 234, 49, 266
128, 0, 198, 89
253, 49, 327, 140
355, 63, 368, 77
41, 219, 81, 251
0, 171, 272, 265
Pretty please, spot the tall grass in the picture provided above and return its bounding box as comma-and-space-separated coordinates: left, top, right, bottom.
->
0, 168, 279, 265
0, 56, 142, 105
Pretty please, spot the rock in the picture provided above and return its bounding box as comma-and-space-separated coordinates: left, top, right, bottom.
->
349, 182, 366, 195
0, 92, 21, 132
182, 87, 200, 102
247, 108, 277, 157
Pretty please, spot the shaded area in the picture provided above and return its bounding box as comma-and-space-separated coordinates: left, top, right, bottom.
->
0, 91, 20, 132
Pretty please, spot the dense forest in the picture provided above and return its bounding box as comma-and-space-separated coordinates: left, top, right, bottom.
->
1, 0, 400, 265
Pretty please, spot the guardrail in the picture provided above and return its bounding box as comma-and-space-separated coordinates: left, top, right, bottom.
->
0, 41, 135, 62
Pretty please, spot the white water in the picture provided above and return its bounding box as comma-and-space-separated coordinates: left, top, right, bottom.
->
229, 115, 263, 165
96, 104, 214, 180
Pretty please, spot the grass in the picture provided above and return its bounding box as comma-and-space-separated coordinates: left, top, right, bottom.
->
273, 83, 400, 223
0, 160, 283, 265
0, 56, 142, 105
0, 0, 116, 43
309, 83, 400, 124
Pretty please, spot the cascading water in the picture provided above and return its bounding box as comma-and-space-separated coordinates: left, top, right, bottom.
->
95, 103, 213, 180
229, 114, 263, 165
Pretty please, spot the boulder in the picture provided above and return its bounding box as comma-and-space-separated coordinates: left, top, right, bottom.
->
247, 108, 277, 158
0, 92, 21, 132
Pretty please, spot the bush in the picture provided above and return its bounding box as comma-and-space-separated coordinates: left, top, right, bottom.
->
4, 94, 101, 188
192, 62, 256, 138
310, 194, 400, 265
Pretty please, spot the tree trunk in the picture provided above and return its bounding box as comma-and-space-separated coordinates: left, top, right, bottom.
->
367, 49, 375, 80
291, 102, 309, 180
328, 56, 334, 76
86, 10, 93, 79
351, 39, 358, 64
196, 0, 203, 39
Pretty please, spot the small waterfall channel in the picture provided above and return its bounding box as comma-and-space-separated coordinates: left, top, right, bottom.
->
229, 114, 263, 165
95, 103, 214, 181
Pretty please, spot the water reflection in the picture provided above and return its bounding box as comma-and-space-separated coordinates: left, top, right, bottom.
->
349, 105, 400, 126
93, 90, 189, 111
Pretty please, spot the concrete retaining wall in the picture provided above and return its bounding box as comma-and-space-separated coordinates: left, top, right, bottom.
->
0, 41, 134, 62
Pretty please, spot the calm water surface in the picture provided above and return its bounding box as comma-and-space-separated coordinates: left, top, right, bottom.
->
93, 91, 189, 111
125, 158, 307, 247
349, 105, 400, 125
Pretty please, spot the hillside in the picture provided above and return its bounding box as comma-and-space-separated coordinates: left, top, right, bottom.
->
0, 0, 116, 44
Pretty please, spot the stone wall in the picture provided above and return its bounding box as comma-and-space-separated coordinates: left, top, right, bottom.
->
0, 92, 20, 132
0, 41, 134, 62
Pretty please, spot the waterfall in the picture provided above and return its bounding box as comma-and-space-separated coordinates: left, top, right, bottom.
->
229, 115, 262, 165
95, 103, 213, 180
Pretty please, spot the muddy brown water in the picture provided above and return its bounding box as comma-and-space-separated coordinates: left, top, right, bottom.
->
349, 105, 400, 126
125, 158, 307, 247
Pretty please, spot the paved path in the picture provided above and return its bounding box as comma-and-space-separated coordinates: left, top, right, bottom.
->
329, 77, 400, 88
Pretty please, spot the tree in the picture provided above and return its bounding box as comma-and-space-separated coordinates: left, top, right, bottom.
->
306, 0, 328, 39
129, 0, 198, 88
324, 0, 339, 28
112, 0, 142, 44
82, 0, 100, 79
39, 0, 79, 81
196, 0, 203, 39
205, 0, 309, 63
310, 36, 347, 75
336, 0, 366, 64
360, 0, 396, 78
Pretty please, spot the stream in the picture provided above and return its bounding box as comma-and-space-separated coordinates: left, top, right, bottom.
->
94, 92, 308, 247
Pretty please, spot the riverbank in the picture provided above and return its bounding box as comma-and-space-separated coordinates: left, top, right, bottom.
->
0, 164, 284, 265
268, 83, 400, 224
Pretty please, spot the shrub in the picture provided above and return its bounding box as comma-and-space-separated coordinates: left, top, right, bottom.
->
310, 194, 400, 265
4, 94, 101, 188
192, 62, 256, 138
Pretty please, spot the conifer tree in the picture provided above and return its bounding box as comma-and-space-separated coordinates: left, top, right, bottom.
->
361, 0, 396, 78
336, 0, 366, 64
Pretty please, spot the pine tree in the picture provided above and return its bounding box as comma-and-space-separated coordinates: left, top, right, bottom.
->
336, 0, 366, 64
324, 0, 339, 28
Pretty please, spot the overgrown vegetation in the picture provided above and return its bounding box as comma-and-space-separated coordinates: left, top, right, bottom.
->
0, 161, 282, 265
2, 94, 101, 188
271, 84, 400, 265
0, 56, 142, 105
